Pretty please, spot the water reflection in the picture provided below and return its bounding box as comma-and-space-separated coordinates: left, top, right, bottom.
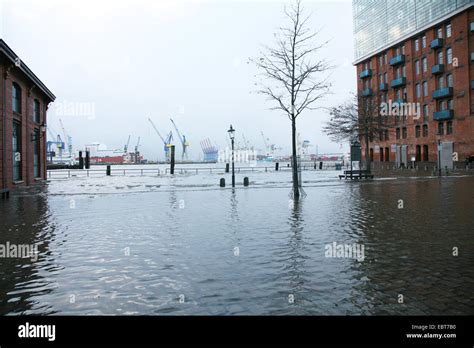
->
0, 188, 58, 314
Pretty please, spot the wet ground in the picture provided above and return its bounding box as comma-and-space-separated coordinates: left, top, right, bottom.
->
1, 165, 473, 315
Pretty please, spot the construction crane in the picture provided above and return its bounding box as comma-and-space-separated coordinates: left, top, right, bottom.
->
59, 119, 72, 154
170, 118, 189, 160
123, 135, 131, 154
148, 117, 173, 162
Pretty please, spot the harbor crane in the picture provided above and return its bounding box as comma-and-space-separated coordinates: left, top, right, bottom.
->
59, 119, 72, 154
134, 136, 141, 164
170, 118, 189, 160
123, 135, 131, 154
148, 117, 173, 162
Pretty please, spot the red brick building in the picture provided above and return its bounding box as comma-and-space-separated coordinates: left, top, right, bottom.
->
355, 7, 474, 169
1, 39, 55, 194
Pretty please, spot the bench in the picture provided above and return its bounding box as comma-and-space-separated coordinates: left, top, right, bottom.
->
339, 170, 374, 180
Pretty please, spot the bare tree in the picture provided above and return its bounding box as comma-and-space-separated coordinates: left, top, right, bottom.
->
323, 95, 391, 172
251, 0, 331, 199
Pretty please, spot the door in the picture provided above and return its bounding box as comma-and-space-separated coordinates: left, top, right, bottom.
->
440, 141, 453, 170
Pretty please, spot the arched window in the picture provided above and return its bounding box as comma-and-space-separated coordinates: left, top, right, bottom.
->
12, 82, 22, 113
33, 99, 40, 123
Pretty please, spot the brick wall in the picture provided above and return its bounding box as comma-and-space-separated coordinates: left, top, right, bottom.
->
0, 59, 51, 189
356, 9, 474, 166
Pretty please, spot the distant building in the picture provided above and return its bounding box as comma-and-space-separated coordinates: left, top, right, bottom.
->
353, 0, 474, 168
1, 39, 56, 192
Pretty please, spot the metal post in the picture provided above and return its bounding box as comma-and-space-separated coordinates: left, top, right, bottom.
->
438, 139, 442, 177
231, 138, 235, 188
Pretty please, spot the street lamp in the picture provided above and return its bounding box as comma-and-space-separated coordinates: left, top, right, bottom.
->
228, 124, 235, 187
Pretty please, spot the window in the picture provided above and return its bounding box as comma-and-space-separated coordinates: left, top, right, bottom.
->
423, 124, 429, 137
422, 57, 427, 72
438, 76, 445, 89
402, 65, 406, 77
384, 53, 387, 64
33, 99, 40, 123
437, 27, 443, 39
12, 82, 21, 113
439, 100, 447, 111
438, 122, 444, 135
385, 147, 389, 162
401, 45, 405, 54
446, 47, 453, 64
422, 35, 426, 48
446, 23, 452, 38
402, 127, 407, 139
416, 83, 421, 98
33, 129, 40, 178
415, 125, 421, 137
423, 81, 428, 97
384, 72, 387, 83
415, 60, 420, 74
423, 104, 429, 119
437, 50, 443, 64
415, 39, 419, 51
447, 74, 453, 88
448, 99, 454, 110
12, 121, 21, 181
447, 121, 453, 134
379, 55, 383, 67
384, 129, 389, 141
396, 128, 401, 139
395, 47, 400, 55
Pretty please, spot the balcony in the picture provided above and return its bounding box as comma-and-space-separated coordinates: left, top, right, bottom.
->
362, 88, 373, 97
432, 64, 445, 75
432, 87, 453, 99
433, 110, 454, 121
390, 77, 406, 88
430, 38, 443, 49
379, 82, 388, 91
359, 69, 372, 79
389, 54, 405, 66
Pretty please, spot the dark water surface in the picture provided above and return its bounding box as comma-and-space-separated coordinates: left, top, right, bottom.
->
1, 170, 473, 315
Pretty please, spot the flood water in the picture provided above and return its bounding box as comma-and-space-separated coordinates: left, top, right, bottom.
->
1, 165, 473, 315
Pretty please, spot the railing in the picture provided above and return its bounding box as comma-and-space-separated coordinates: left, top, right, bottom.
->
47, 163, 345, 179
389, 54, 405, 66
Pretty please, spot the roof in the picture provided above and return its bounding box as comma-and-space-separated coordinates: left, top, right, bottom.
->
0, 39, 56, 101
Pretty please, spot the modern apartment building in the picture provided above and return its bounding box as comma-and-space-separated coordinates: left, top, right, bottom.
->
1, 39, 55, 195
353, 0, 474, 168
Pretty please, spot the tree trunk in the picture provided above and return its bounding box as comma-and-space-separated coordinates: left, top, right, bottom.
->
364, 132, 371, 173
291, 117, 300, 199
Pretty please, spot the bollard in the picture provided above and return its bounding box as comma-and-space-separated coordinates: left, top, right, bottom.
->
85, 151, 90, 169
220, 178, 226, 187
106, 165, 111, 176
170, 145, 175, 175
225, 163, 230, 173
275, 162, 279, 171
78, 151, 84, 169
243, 177, 249, 186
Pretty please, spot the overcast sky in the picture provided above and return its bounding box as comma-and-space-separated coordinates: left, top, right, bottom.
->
1, 0, 355, 161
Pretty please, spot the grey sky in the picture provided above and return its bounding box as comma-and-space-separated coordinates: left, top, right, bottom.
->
1, 0, 355, 161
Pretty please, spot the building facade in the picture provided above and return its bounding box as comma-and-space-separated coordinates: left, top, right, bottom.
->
0, 39, 55, 193
353, 0, 474, 168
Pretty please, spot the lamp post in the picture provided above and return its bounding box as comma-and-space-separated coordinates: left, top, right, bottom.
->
228, 125, 235, 187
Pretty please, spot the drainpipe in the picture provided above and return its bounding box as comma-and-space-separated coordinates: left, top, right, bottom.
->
2, 64, 6, 192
